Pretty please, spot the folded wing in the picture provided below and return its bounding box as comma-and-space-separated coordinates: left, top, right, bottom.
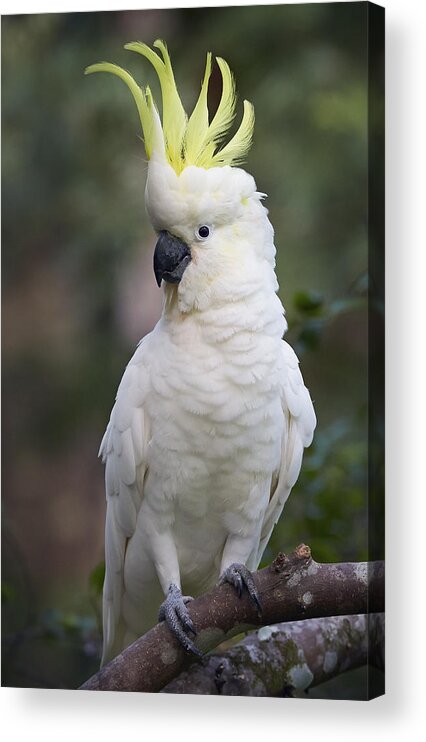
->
99, 340, 150, 665
255, 340, 316, 566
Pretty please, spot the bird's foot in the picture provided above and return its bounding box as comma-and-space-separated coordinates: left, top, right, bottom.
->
158, 584, 203, 658
219, 563, 262, 615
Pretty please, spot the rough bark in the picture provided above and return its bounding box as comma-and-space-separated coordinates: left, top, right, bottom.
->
80, 545, 384, 693
163, 613, 385, 696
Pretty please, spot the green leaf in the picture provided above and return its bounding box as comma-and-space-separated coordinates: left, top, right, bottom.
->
89, 561, 105, 596
1, 581, 15, 604
293, 290, 324, 315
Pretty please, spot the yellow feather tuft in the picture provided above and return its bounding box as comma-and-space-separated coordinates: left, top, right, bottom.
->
211, 100, 255, 167
85, 41, 254, 173
124, 41, 187, 169
84, 62, 153, 157
184, 53, 213, 167
205, 58, 237, 149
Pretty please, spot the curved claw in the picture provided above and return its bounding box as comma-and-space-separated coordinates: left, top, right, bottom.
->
219, 563, 262, 615
158, 584, 203, 658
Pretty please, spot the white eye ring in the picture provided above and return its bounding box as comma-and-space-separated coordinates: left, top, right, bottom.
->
195, 225, 212, 241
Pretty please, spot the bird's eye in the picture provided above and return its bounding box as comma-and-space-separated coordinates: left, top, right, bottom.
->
197, 225, 210, 240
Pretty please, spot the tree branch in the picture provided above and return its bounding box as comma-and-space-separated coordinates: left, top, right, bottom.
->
80, 545, 384, 693
163, 613, 385, 696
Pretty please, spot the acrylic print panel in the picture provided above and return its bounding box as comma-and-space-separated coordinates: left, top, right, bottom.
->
1, 2, 384, 699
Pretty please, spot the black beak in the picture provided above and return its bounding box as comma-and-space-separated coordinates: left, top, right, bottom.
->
153, 231, 191, 288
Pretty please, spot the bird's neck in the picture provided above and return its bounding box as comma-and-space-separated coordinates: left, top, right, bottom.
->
160, 268, 287, 345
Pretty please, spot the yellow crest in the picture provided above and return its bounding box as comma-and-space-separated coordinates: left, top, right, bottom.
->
85, 40, 255, 174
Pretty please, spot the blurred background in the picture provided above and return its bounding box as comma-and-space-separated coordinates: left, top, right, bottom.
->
2, 4, 382, 696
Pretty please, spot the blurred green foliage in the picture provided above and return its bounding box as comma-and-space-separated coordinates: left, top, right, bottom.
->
1, 4, 381, 696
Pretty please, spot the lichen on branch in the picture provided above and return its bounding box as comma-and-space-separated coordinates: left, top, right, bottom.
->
163, 614, 385, 696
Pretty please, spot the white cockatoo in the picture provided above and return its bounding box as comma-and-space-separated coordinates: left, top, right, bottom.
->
86, 41, 316, 666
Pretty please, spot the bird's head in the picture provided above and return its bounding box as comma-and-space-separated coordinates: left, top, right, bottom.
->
86, 41, 276, 313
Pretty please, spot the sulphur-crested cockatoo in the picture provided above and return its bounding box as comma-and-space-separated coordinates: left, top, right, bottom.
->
86, 41, 316, 666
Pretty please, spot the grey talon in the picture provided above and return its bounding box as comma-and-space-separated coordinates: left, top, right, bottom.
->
158, 584, 202, 657
219, 563, 262, 614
